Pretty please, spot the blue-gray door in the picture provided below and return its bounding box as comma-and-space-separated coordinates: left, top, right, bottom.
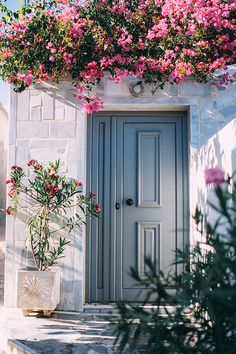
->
86, 112, 188, 303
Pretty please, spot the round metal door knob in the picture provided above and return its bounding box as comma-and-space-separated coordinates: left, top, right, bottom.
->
126, 198, 134, 206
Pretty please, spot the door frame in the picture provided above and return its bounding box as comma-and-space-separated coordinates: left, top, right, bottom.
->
85, 111, 189, 303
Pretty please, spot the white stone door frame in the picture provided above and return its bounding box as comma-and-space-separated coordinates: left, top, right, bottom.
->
82, 102, 193, 306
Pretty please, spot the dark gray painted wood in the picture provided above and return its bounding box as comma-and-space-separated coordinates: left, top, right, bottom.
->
86, 112, 188, 303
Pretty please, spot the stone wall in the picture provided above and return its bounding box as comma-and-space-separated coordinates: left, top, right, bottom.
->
5, 83, 87, 310
4, 77, 236, 310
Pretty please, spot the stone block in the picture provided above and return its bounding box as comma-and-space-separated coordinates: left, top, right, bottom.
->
200, 121, 218, 145
14, 222, 29, 241
76, 111, 87, 158
30, 89, 41, 95
29, 148, 66, 163
55, 106, 65, 121
30, 139, 66, 149
42, 92, 54, 120
106, 79, 133, 97
65, 91, 77, 122
190, 114, 200, 148
9, 91, 17, 145
76, 158, 85, 187
17, 91, 29, 121
66, 140, 77, 176
97, 80, 105, 97
149, 82, 170, 97
50, 122, 76, 138
55, 92, 66, 121
30, 93, 42, 107
17, 122, 49, 138
213, 86, 236, 108
220, 105, 236, 118
14, 240, 27, 270
179, 80, 211, 96
30, 106, 42, 121
169, 83, 179, 96
16, 140, 29, 167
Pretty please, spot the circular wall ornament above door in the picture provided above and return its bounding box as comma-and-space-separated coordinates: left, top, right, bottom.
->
129, 81, 144, 97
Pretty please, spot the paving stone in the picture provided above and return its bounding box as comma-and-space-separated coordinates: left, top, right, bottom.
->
0, 307, 125, 354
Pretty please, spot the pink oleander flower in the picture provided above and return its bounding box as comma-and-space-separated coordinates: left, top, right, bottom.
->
95, 203, 102, 213
205, 167, 225, 186
5, 206, 13, 215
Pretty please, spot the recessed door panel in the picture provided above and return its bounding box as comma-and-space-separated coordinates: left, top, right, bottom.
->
138, 132, 161, 207
137, 222, 162, 278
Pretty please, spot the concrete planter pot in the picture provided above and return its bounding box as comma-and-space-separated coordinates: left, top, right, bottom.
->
17, 267, 60, 317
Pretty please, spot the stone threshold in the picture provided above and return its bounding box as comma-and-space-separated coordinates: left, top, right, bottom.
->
83, 304, 119, 314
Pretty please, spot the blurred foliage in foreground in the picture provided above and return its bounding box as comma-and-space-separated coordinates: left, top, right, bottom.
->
113, 169, 236, 353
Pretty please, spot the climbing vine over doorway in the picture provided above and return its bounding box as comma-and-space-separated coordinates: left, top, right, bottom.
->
0, 0, 235, 113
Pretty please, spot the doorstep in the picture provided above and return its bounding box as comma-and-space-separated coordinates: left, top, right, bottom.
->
83, 304, 119, 314
0, 307, 124, 354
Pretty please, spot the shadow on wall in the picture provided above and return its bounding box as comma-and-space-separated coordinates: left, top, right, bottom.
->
0, 103, 8, 240
193, 117, 236, 229
232, 146, 236, 175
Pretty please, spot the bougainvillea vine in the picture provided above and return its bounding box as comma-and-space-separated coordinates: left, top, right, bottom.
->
0, 0, 235, 113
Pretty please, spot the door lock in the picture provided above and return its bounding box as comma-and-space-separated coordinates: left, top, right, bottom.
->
126, 198, 134, 206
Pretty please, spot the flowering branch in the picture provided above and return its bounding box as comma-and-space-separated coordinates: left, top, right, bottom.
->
0, 0, 235, 114
3, 159, 101, 271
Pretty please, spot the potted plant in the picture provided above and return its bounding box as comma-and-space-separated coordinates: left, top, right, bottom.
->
4, 159, 100, 317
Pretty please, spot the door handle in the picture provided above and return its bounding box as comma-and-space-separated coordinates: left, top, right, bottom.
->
115, 203, 120, 210
126, 198, 134, 206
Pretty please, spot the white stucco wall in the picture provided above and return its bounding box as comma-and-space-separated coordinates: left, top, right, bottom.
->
0, 104, 8, 208
191, 117, 236, 243
0, 104, 8, 236
4, 77, 236, 310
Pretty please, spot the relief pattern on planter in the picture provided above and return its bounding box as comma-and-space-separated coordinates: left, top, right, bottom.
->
17, 268, 60, 310
19, 275, 51, 308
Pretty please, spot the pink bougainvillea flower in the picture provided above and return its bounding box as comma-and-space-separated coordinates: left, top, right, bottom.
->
81, 96, 103, 114
0, 0, 235, 114
205, 167, 225, 186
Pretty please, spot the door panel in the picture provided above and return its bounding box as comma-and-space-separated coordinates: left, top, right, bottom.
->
86, 117, 111, 302
86, 113, 188, 303
116, 118, 177, 301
